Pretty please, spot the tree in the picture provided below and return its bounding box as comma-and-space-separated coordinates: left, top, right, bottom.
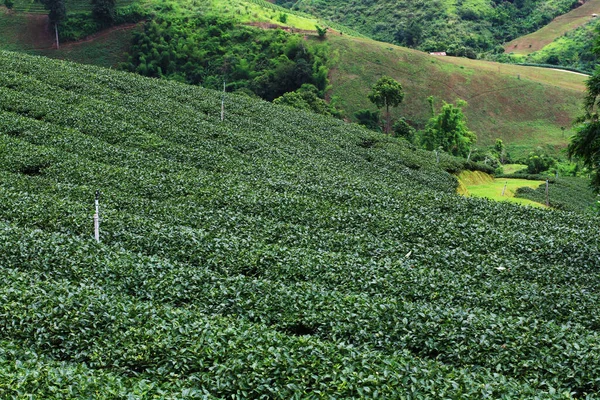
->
36, 0, 66, 48
569, 47, 600, 189
368, 76, 404, 134
420, 97, 476, 157
525, 147, 555, 174
37, 0, 66, 24
393, 118, 415, 143
494, 138, 506, 164
315, 25, 328, 39
273, 84, 340, 118
92, 0, 116, 27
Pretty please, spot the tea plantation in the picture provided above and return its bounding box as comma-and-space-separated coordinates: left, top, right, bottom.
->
1, 50, 600, 398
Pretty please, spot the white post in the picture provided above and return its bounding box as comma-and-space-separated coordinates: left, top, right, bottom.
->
55, 23, 60, 50
502, 181, 507, 196
94, 190, 100, 242
545, 179, 549, 207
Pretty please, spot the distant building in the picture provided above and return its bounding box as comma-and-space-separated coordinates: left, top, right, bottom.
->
429, 52, 447, 56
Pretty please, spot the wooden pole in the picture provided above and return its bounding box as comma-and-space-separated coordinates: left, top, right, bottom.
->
502, 181, 507, 196
545, 179, 549, 207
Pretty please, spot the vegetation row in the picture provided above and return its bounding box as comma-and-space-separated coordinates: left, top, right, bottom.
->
1, 50, 600, 397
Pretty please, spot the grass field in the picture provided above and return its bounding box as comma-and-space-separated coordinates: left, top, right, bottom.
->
504, 0, 600, 54
458, 171, 546, 207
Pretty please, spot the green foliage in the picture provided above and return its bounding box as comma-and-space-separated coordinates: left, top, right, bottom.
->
315, 24, 328, 38
91, 0, 116, 27
4, 0, 14, 9
524, 147, 556, 174
392, 117, 415, 143
278, 12, 287, 23
273, 84, 341, 117
494, 19, 600, 73
420, 98, 476, 158
569, 36, 600, 190
514, 177, 598, 212
1, 50, 600, 398
368, 76, 404, 134
36, 0, 66, 24
53, 3, 146, 41
353, 109, 381, 132
122, 15, 330, 101
494, 138, 509, 164
276, 0, 579, 57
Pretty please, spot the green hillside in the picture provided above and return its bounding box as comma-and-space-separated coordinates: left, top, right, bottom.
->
276, 0, 581, 55
0, 0, 587, 159
327, 35, 585, 158
2, 50, 600, 398
504, 0, 600, 55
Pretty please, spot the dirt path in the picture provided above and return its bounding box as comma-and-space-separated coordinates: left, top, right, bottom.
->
549, 68, 590, 76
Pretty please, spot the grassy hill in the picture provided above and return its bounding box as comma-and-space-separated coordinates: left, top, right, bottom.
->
327, 35, 585, 158
497, 0, 600, 72
1, 49, 600, 398
504, 0, 600, 55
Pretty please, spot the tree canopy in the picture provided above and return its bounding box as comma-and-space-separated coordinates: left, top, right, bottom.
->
568, 59, 600, 189
368, 76, 404, 134
36, 0, 66, 24
420, 98, 476, 158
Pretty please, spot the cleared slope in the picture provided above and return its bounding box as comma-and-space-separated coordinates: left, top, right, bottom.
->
1, 50, 600, 398
328, 35, 586, 158
504, 0, 600, 55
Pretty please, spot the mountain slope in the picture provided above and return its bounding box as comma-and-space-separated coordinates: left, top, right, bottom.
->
276, 0, 581, 54
1, 50, 600, 398
505, 0, 600, 54
327, 35, 585, 157
0, 0, 588, 157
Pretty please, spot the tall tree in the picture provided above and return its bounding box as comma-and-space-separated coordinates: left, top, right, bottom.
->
420, 98, 476, 158
368, 76, 404, 134
569, 59, 600, 189
36, 0, 66, 48
92, 0, 116, 27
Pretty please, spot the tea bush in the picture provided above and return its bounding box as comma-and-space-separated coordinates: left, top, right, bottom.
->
0, 50, 599, 398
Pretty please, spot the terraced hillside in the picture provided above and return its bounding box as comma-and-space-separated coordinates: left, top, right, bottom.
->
1, 51, 600, 398
0, 0, 588, 157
